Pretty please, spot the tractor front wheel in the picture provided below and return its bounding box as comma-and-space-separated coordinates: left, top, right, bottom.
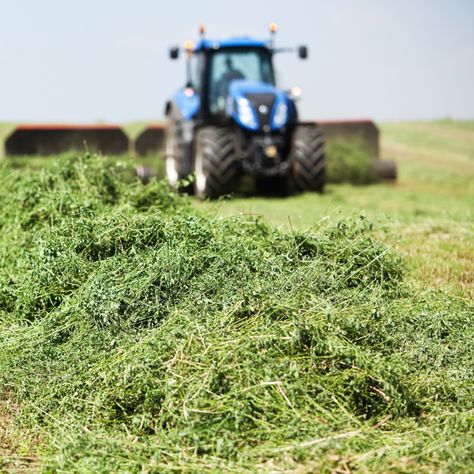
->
290, 125, 326, 193
194, 127, 238, 198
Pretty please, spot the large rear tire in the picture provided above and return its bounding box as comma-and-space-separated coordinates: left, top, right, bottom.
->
194, 127, 238, 199
290, 125, 326, 193
164, 118, 193, 192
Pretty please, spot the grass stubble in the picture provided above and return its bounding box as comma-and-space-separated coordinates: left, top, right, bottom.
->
0, 152, 473, 473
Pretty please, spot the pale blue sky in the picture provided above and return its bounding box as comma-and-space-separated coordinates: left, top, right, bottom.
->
1, 0, 473, 122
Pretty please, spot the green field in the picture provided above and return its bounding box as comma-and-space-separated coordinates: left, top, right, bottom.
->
203, 121, 474, 299
0, 121, 473, 473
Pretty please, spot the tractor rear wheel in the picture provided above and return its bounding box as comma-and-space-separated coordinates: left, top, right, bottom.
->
164, 119, 193, 192
194, 127, 238, 198
290, 125, 326, 193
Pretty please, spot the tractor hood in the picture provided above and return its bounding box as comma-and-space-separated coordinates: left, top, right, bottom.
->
226, 80, 294, 132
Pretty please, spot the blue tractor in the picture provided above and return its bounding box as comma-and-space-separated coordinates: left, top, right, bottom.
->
165, 24, 325, 198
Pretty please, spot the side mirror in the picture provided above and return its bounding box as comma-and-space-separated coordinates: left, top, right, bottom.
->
169, 47, 179, 60
298, 45, 308, 60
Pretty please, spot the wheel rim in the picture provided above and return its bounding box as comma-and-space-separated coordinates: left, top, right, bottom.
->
166, 156, 179, 186
165, 123, 179, 186
195, 140, 206, 194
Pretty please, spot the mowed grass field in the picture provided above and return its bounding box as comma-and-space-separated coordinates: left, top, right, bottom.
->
203, 121, 474, 299
0, 120, 473, 473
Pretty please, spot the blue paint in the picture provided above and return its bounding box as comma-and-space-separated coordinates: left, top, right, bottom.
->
229, 80, 277, 96
195, 37, 270, 52
227, 80, 295, 131
173, 89, 200, 120
171, 40, 297, 131
270, 95, 292, 130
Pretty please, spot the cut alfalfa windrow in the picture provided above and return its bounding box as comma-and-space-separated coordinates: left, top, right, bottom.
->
0, 154, 472, 473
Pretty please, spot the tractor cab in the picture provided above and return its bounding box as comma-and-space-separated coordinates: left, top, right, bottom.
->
166, 25, 325, 198
193, 39, 277, 121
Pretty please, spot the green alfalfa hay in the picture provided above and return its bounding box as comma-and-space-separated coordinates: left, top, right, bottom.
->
0, 154, 472, 473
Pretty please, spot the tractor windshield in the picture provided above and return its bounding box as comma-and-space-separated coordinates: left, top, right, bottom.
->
209, 48, 275, 115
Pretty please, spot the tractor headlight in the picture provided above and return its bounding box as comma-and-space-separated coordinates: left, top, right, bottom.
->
237, 98, 258, 129
272, 101, 288, 128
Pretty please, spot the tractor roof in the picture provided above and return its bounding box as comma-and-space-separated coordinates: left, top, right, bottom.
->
194, 37, 270, 52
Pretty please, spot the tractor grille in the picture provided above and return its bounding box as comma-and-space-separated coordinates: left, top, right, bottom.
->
245, 93, 276, 128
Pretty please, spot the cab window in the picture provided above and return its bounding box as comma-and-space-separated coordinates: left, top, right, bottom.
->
209, 49, 275, 115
